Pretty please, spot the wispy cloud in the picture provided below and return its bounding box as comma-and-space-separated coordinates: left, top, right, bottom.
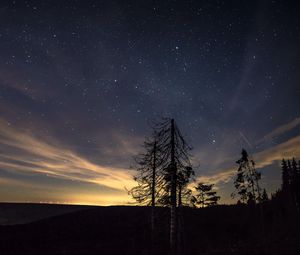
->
195, 168, 235, 185
0, 118, 136, 194
260, 117, 300, 142
196, 134, 300, 186
255, 134, 300, 168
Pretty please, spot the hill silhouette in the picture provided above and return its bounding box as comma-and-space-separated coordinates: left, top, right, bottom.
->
0, 203, 300, 255
0, 203, 92, 225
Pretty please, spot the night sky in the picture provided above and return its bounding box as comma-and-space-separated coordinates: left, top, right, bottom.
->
0, 0, 300, 205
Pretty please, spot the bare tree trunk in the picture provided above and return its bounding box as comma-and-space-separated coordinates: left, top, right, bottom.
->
178, 186, 182, 207
177, 206, 185, 255
151, 141, 156, 231
170, 119, 177, 255
177, 186, 182, 255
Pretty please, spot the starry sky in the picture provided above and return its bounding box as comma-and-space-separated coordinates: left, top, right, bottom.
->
0, 0, 300, 205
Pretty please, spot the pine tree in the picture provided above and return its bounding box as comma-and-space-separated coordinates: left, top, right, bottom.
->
129, 136, 161, 206
281, 159, 289, 192
291, 158, 297, 191
129, 118, 194, 254
287, 159, 292, 186
177, 166, 194, 207
297, 160, 300, 209
290, 158, 299, 211
232, 163, 248, 203
232, 149, 261, 204
194, 183, 220, 207
153, 118, 194, 254
279, 157, 300, 213
128, 133, 166, 237
261, 188, 269, 202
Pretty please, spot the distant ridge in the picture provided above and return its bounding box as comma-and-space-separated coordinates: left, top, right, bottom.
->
0, 202, 95, 225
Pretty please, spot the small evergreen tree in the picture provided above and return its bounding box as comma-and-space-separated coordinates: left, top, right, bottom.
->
297, 160, 300, 209
280, 158, 300, 212
281, 159, 290, 192
194, 183, 220, 207
290, 158, 299, 211
261, 188, 269, 202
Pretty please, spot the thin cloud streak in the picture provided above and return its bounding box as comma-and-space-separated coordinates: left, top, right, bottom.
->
260, 117, 300, 142
196, 134, 300, 186
0, 118, 136, 192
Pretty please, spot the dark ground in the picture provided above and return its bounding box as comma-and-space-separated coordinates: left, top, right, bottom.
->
0, 203, 299, 255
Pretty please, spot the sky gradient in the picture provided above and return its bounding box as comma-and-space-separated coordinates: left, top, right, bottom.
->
0, 0, 300, 205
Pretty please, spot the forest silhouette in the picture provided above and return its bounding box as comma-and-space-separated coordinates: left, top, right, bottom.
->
0, 118, 300, 255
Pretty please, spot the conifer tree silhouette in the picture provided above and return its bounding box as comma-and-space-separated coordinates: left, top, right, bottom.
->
153, 118, 194, 254
261, 188, 269, 202
128, 118, 194, 254
232, 149, 262, 204
128, 135, 160, 207
281, 158, 300, 212
281, 159, 290, 193
291, 158, 299, 211
194, 183, 220, 207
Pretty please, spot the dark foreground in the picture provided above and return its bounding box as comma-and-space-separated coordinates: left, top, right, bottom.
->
0, 202, 299, 255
